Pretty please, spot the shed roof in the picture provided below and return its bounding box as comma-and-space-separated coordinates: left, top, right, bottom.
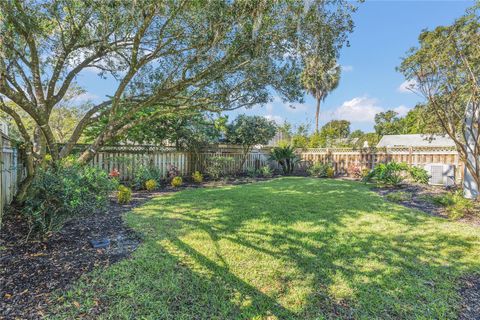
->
376, 134, 456, 148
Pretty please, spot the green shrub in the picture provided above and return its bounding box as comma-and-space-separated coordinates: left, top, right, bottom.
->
361, 168, 371, 179
386, 191, 413, 202
145, 179, 157, 191
429, 191, 474, 219
364, 162, 430, 187
326, 167, 335, 178
22, 161, 118, 237
364, 162, 407, 186
133, 165, 162, 190
192, 171, 203, 184
409, 166, 430, 184
171, 176, 183, 188
307, 163, 333, 178
117, 185, 132, 204
260, 165, 273, 178
246, 167, 260, 178
206, 156, 235, 180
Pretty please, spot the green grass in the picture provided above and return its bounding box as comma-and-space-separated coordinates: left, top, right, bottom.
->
52, 177, 480, 319
385, 191, 413, 203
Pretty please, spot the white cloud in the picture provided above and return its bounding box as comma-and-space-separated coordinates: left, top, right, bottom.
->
397, 79, 417, 93
264, 114, 284, 124
393, 105, 411, 117
71, 92, 100, 103
341, 65, 354, 72
284, 102, 308, 113
330, 96, 383, 122
323, 96, 412, 124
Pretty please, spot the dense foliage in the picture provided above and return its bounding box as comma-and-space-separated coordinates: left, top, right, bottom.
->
374, 105, 446, 136
117, 185, 132, 204
205, 156, 235, 180
426, 191, 475, 219
132, 165, 162, 191
145, 179, 157, 191
307, 163, 335, 178
0, 0, 355, 202
171, 177, 183, 188
269, 145, 298, 174
22, 161, 117, 237
364, 161, 430, 186
192, 171, 204, 184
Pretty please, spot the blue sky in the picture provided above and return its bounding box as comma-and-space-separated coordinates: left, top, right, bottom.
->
227, 0, 475, 133
76, 0, 474, 133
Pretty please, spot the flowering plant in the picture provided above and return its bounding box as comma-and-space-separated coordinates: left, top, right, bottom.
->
109, 168, 120, 178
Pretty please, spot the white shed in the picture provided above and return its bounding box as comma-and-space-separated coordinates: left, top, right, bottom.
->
376, 134, 455, 148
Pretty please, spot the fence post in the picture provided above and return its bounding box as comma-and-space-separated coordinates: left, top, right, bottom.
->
371, 149, 376, 169
0, 134, 3, 230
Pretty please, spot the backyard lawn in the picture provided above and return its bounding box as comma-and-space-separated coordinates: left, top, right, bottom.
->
53, 177, 480, 319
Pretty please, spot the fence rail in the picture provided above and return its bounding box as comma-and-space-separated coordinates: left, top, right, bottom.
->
88, 145, 464, 183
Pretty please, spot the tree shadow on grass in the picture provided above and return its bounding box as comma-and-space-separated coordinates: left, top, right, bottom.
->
142, 178, 480, 318
54, 178, 480, 319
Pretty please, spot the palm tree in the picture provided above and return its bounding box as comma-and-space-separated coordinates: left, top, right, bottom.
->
301, 57, 341, 132
269, 145, 298, 174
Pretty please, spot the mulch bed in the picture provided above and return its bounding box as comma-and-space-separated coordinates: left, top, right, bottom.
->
459, 274, 480, 320
0, 191, 162, 320
374, 183, 480, 226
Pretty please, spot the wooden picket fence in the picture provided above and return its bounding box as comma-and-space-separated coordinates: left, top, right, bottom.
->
87, 144, 463, 183
88, 145, 271, 181
298, 146, 463, 182
0, 134, 23, 228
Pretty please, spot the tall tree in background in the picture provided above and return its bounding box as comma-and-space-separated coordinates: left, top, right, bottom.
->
399, 5, 480, 197
301, 58, 341, 132
319, 119, 350, 146
374, 110, 403, 136
0, 0, 355, 201
299, 0, 355, 132
226, 115, 276, 170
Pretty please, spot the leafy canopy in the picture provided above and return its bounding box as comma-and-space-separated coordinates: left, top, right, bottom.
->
227, 115, 277, 150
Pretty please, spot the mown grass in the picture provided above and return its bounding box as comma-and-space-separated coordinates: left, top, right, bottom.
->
52, 177, 480, 319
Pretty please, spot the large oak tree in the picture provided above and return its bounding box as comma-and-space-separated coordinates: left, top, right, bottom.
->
0, 0, 355, 200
